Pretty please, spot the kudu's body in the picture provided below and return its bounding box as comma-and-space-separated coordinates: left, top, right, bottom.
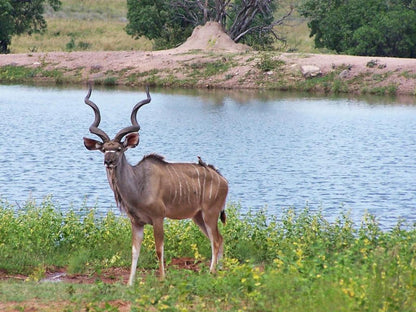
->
83, 85, 228, 285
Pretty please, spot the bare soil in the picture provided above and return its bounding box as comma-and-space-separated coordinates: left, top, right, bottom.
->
0, 258, 204, 311
1, 22, 416, 95
0, 258, 203, 284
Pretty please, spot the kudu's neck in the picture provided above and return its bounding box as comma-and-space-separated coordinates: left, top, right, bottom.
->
106, 153, 140, 211
108, 154, 139, 185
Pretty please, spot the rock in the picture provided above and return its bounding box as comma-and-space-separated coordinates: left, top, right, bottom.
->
366, 59, 387, 69
339, 69, 349, 79
366, 59, 378, 68
300, 65, 322, 78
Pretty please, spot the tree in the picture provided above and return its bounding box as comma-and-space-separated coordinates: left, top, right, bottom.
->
0, 0, 13, 53
126, 0, 195, 50
0, 0, 61, 54
299, 0, 416, 57
350, 10, 416, 57
126, 0, 293, 50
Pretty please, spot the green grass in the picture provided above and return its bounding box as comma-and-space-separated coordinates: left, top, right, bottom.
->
184, 58, 234, 79
257, 53, 286, 72
1, 198, 416, 310
9, 0, 152, 53
0, 64, 80, 84
0, 64, 66, 84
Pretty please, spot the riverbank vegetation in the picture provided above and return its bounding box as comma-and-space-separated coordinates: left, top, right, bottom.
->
1, 198, 415, 311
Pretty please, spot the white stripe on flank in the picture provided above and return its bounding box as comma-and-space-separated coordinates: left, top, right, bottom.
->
193, 165, 201, 200
166, 166, 174, 199
209, 170, 213, 200
201, 167, 207, 200
191, 168, 198, 197
214, 173, 221, 200
185, 179, 191, 205
171, 166, 182, 198
167, 166, 178, 202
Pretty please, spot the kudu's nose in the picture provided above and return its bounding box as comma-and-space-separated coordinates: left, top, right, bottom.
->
104, 153, 117, 168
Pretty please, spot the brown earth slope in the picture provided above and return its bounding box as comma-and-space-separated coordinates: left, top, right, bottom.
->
1, 22, 416, 95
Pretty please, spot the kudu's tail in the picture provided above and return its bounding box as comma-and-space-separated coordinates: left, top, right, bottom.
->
220, 209, 226, 224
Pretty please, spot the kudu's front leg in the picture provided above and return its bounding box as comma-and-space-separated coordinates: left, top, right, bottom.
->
153, 218, 165, 279
128, 222, 144, 286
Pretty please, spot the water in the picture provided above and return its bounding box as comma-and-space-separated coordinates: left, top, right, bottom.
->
1, 84, 416, 228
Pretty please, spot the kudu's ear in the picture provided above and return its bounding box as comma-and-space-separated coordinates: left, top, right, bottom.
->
83, 137, 103, 151
123, 133, 139, 149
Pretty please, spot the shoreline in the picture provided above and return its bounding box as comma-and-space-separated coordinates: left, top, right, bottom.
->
1, 50, 416, 97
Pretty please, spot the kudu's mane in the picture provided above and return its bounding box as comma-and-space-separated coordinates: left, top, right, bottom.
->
141, 153, 168, 163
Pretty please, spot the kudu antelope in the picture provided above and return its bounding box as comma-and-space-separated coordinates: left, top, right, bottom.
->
83, 85, 228, 285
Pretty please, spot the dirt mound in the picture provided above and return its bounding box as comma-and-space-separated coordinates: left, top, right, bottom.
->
174, 21, 251, 52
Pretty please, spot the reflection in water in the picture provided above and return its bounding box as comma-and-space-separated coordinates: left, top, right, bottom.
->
1, 84, 416, 229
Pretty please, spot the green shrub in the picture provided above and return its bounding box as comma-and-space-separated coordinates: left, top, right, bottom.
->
257, 53, 285, 72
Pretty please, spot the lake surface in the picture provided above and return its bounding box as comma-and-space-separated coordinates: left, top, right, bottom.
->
1, 84, 416, 229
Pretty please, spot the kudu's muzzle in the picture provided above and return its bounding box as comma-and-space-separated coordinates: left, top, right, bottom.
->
104, 151, 119, 169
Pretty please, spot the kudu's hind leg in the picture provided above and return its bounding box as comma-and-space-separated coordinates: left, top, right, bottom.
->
153, 218, 166, 279
192, 211, 209, 238
202, 211, 224, 274
129, 222, 144, 286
